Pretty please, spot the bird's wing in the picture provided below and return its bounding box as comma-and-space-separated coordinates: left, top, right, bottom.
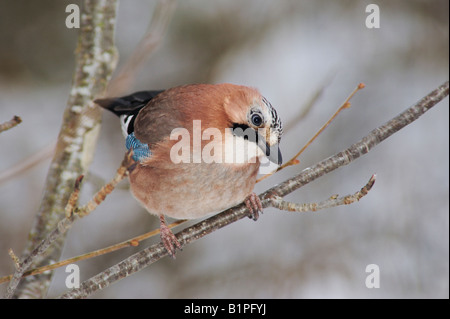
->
95, 90, 165, 135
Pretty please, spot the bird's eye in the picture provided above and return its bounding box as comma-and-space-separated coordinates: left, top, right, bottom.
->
251, 113, 263, 126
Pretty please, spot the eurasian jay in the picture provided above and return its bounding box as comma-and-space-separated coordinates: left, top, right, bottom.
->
95, 83, 283, 257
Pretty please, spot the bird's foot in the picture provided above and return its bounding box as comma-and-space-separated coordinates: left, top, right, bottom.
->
159, 215, 182, 258
245, 192, 263, 221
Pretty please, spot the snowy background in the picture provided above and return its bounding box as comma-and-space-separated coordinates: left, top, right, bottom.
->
0, 0, 448, 298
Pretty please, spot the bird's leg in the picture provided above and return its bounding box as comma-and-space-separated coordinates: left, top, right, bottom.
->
244, 192, 263, 221
159, 215, 182, 258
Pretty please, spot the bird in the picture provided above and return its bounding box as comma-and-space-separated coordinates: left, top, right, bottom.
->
95, 83, 283, 257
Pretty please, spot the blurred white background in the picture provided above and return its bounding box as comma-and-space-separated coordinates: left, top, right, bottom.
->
0, 0, 448, 298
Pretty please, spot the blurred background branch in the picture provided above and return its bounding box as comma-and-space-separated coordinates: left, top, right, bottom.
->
106, 0, 176, 96
0, 142, 54, 186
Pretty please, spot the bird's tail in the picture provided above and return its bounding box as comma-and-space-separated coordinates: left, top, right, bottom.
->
95, 90, 164, 136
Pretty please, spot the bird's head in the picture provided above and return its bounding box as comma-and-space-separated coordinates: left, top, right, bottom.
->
221, 85, 283, 165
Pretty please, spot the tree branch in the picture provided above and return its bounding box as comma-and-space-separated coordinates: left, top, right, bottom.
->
268, 174, 376, 212
5, 0, 119, 299
2, 152, 132, 296
58, 81, 448, 298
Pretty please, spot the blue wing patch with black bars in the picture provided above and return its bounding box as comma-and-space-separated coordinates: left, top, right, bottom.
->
126, 132, 151, 162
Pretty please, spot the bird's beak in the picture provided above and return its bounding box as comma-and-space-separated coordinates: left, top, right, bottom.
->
257, 133, 282, 165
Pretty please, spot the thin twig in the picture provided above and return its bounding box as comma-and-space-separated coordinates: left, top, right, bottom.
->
76, 151, 134, 217
58, 81, 449, 299
257, 83, 365, 183
3, 150, 130, 299
0, 116, 22, 133
65, 175, 84, 218
7, 249, 20, 270
268, 174, 376, 212
0, 219, 185, 285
